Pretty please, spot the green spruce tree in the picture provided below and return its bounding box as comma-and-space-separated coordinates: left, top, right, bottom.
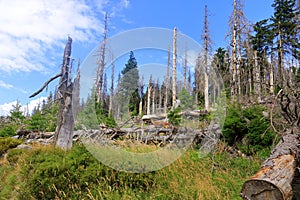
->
270, 0, 300, 87
118, 51, 140, 117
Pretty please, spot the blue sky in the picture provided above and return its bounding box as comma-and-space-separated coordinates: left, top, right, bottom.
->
0, 0, 274, 116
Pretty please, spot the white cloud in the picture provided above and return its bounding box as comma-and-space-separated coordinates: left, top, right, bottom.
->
0, 80, 13, 89
0, 97, 47, 116
0, 101, 17, 116
0, 0, 106, 73
24, 97, 48, 115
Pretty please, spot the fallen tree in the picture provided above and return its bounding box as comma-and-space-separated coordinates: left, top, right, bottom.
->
240, 128, 300, 200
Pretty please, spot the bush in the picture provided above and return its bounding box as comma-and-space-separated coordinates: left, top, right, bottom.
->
167, 107, 181, 126
0, 125, 17, 137
223, 104, 275, 155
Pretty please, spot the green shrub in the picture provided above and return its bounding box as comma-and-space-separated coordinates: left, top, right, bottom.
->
222, 104, 247, 146
223, 104, 275, 155
167, 107, 181, 126
0, 137, 22, 156
0, 125, 17, 137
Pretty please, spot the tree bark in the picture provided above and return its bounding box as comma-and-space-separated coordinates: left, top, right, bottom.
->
172, 27, 177, 109
164, 47, 171, 114
96, 12, 108, 103
270, 52, 275, 96
254, 51, 261, 103
55, 36, 75, 150
203, 5, 210, 111
241, 130, 300, 200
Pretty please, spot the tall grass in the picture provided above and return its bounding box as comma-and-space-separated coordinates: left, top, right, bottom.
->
0, 143, 260, 200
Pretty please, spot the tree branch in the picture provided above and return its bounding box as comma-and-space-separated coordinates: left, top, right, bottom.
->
29, 73, 62, 98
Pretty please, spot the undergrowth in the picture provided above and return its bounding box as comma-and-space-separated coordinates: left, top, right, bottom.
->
0, 143, 261, 200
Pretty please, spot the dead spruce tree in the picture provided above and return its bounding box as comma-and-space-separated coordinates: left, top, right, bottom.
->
30, 36, 79, 150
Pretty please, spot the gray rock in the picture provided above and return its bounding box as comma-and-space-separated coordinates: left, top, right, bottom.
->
16, 144, 32, 150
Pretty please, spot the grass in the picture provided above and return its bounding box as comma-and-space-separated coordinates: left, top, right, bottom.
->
0, 142, 261, 200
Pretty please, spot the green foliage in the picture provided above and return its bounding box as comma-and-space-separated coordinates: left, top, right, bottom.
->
223, 104, 275, 155
0, 124, 17, 137
117, 51, 140, 117
0, 101, 27, 137
9, 101, 25, 123
76, 96, 99, 129
24, 101, 58, 132
223, 104, 247, 146
96, 103, 117, 128
26, 110, 48, 131
14, 144, 156, 199
6, 148, 27, 165
0, 143, 261, 199
271, 0, 299, 57
178, 88, 194, 111
167, 107, 181, 126
0, 137, 22, 156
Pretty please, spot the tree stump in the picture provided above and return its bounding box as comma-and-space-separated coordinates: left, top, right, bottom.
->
241, 130, 300, 200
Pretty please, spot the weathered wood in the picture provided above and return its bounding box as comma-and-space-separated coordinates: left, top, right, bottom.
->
55, 36, 74, 150
241, 130, 300, 200
29, 73, 62, 98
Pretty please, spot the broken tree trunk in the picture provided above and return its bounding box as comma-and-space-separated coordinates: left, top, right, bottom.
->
55, 36, 75, 150
30, 36, 77, 150
240, 129, 300, 200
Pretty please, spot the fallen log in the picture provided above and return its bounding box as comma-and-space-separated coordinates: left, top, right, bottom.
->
240, 129, 300, 200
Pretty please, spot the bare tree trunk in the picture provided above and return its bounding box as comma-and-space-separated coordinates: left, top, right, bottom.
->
203, 5, 210, 111
109, 55, 115, 115
159, 82, 162, 114
73, 59, 81, 118
147, 78, 152, 115
139, 76, 144, 116
277, 26, 284, 88
55, 36, 75, 150
270, 52, 275, 96
152, 82, 155, 114
96, 12, 108, 103
164, 47, 171, 113
254, 51, 261, 103
231, 0, 238, 101
183, 50, 187, 89
172, 27, 177, 109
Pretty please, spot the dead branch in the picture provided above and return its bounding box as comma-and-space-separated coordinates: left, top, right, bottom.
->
29, 73, 62, 98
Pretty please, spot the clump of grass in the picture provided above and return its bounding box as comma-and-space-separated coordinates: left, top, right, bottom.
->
0, 137, 22, 156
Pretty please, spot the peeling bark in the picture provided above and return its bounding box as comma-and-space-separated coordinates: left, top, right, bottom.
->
241, 130, 300, 200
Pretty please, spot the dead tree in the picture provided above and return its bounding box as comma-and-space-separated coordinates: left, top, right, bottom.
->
183, 50, 187, 89
228, 0, 249, 101
164, 47, 171, 113
202, 5, 212, 111
109, 54, 115, 115
254, 50, 261, 103
172, 27, 177, 109
30, 36, 78, 150
96, 12, 108, 103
